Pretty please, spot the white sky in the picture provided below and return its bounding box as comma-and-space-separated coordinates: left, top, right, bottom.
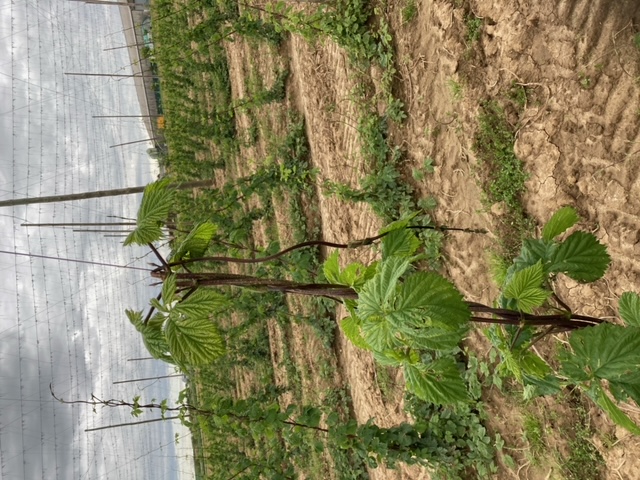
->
0, 1, 194, 478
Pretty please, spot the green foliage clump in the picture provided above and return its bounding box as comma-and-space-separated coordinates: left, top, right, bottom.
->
324, 216, 471, 404
404, 395, 497, 479
474, 101, 528, 213
402, 0, 418, 22
324, 114, 414, 220
465, 15, 483, 44
474, 99, 532, 255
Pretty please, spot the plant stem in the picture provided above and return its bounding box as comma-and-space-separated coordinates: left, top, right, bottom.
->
170, 225, 486, 269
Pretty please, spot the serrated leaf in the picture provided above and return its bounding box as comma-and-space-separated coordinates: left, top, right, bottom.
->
503, 261, 551, 313
372, 350, 406, 367
589, 383, 640, 435
357, 257, 409, 320
391, 272, 470, 330
504, 261, 544, 296
360, 315, 399, 351
510, 238, 558, 275
326, 411, 340, 427
550, 231, 610, 282
403, 358, 468, 404
324, 253, 377, 289
619, 292, 640, 327
561, 323, 640, 384
142, 330, 174, 364
381, 228, 421, 258
379, 212, 418, 234
521, 373, 562, 397
502, 349, 523, 382
124, 180, 175, 246
341, 262, 375, 288
126, 310, 174, 364
340, 315, 371, 350
162, 274, 177, 305
170, 222, 217, 261
126, 309, 144, 330
172, 289, 229, 319
147, 312, 166, 329
609, 381, 640, 405
150, 297, 167, 313
323, 251, 341, 284
164, 318, 226, 366
519, 351, 552, 379
542, 207, 579, 241
403, 326, 465, 352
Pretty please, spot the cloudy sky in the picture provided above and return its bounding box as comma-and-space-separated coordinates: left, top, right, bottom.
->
0, 1, 194, 478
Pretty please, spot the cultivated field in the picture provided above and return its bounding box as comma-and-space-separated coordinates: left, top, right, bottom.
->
149, 0, 640, 478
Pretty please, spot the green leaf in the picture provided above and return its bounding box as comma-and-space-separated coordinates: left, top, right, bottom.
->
340, 315, 371, 350
170, 222, 217, 261
589, 383, 640, 435
172, 289, 229, 320
357, 257, 409, 320
403, 358, 468, 404
392, 272, 470, 330
164, 318, 226, 366
609, 381, 640, 405
124, 179, 175, 246
323, 252, 377, 288
542, 206, 579, 241
510, 238, 557, 275
297, 406, 322, 428
381, 228, 421, 258
501, 348, 523, 382
323, 251, 341, 284
521, 373, 562, 397
403, 326, 465, 352
162, 274, 177, 305
126, 309, 144, 330
619, 292, 640, 327
372, 349, 413, 367
326, 411, 340, 427
341, 262, 378, 288
379, 212, 418, 234
549, 231, 610, 282
561, 323, 640, 384
519, 351, 552, 379
360, 315, 399, 351
150, 297, 167, 313
127, 311, 174, 364
503, 261, 551, 313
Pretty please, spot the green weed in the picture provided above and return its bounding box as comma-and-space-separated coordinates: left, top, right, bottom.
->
508, 82, 528, 109
578, 72, 592, 89
448, 79, 463, 100
522, 413, 545, 459
562, 400, 604, 480
465, 15, 483, 44
402, 0, 418, 23
324, 111, 414, 220
405, 392, 497, 479
474, 100, 532, 257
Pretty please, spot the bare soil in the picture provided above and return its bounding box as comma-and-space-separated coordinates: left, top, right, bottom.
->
224, 0, 640, 478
